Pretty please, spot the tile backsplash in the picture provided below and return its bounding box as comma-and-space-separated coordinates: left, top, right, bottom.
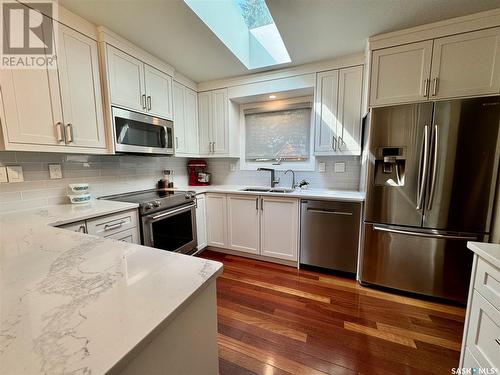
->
0, 151, 360, 211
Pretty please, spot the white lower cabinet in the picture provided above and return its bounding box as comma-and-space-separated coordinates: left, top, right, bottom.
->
205, 193, 227, 248
227, 195, 260, 255
105, 228, 140, 243
205, 193, 299, 262
196, 194, 207, 250
260, 196, 299, 261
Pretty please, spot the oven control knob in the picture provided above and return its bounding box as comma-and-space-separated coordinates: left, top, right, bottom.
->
144, 202, 154, 210
153, 200, 161, 208
185, 193, 193, 199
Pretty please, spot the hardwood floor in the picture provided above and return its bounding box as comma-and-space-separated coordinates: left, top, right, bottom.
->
199, 250, 466, 375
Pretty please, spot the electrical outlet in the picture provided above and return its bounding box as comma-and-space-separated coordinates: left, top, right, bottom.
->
230, 163, 236, 172
334, 162, 346, 173
49, 164, 63, 179
0, 166, 7, 183
6, 165, 24, 182
318, 162, 326, 173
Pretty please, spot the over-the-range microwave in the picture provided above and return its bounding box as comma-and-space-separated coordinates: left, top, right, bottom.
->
112, 107, 174, 155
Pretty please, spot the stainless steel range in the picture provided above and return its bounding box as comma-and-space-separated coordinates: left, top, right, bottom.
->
100, 189, 198, 255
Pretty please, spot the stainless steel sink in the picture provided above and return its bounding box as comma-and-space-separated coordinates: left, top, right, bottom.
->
240, 187, 271, 192
239, 187, 295, 193
269, 188, 295, 193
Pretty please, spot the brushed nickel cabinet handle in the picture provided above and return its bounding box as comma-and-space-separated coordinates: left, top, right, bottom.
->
142, 94, 147, 109
255, 197, 259, 210
431, 77, 439, 96
423, 78, 429, 97
332, 135, 337, 151
147, 96, 152, 110
55, 122, 64, 143
65, 123, 74, 144
104, 220, 126, 231
175, 136, 179, 149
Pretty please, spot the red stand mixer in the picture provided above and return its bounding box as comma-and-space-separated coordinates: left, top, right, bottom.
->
188, 160, 211, 186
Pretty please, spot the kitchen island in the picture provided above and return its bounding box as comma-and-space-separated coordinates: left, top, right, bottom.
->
0, 201, 223, 374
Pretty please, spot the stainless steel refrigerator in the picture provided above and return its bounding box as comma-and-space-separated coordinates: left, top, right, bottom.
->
361, 96, 500, 303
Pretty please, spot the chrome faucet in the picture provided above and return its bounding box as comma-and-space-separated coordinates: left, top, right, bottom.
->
257, 168, 280, 188
285, 169, 296, 189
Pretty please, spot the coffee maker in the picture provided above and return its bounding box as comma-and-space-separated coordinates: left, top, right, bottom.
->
188, 160, 210, 186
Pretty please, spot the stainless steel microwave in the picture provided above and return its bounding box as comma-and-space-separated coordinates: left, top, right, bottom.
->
112, 107, 174, 155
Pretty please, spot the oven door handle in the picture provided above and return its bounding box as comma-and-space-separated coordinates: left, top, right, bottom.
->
146, 203, 196, 222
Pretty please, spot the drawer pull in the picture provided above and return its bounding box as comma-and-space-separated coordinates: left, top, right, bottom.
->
496, 338, 500, 346
104, 220, 126, 231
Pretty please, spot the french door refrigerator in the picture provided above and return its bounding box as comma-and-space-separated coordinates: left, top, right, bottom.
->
361, 96, 500, 303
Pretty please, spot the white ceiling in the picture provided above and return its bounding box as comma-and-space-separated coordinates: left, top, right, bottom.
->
60, 0, 500, 83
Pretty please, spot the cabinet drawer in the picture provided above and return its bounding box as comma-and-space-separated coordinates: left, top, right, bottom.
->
87, 209, 138, 237
466, 291, 500, 370
474, 257, 500, 311
104, 227, 140, 244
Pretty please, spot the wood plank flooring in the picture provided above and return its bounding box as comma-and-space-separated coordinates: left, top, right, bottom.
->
199, 250, 466, 375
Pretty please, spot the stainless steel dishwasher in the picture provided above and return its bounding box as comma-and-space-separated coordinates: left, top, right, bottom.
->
300, 200, 361, 274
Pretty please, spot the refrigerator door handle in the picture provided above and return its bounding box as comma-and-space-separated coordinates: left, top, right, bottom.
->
426, 124, 439, 210
372, 225, 478, 241
416, 125, 430, 210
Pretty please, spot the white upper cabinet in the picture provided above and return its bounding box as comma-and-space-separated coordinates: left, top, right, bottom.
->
211, 88, 229, 154
260, 196, 299, 261
106, 45, 145, 112
173, 81, 199, 155
198, 91, 212, 154
227, 195, 260, 255
315, 70, 339, 153
58, 24, 106, 149
430, 27, 500, 99
144, 64, 173, 119
197, 88, 229, 156
337, 66, 363, 155
315, 66, 363, 155
0, 11, 107, 153
105, 45, 173, 119
370, 40, 433, 106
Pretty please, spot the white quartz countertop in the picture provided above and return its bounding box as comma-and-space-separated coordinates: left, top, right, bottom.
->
467, 241, 500, 269
181, 185, 365, 202
0, 200, 223, 374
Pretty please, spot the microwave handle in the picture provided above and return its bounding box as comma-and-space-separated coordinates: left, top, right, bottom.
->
161, 126, 168, 148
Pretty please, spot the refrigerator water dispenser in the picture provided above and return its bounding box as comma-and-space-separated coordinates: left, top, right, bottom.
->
374, 147, 405, 186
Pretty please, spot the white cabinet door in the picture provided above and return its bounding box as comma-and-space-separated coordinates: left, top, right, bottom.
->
106, 45, 145, 112
211, 88, 229, 154
184, 87, 199, 154
315, 70, 339, 153
144, 64, 173, 119
227, 195, 260, 255
370, 40, 433, 106
196, 194, 207, 251
260, 197, 299, 261
205, 193, 227, 248
0, 14, 63, 146
58, 24, 106, 149
173, 81, 187, 153
198, 91, 212, 154
337, 66, 363, 155
430, 27, 500, 99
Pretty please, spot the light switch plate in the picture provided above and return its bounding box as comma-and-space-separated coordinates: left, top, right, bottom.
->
334, 162, 346, 173
49, 164, 63, 179
0, 166, 8, 183
318, 162, 326, 173
6, 165, 24, 182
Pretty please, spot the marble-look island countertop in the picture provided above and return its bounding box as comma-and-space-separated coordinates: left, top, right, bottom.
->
179, 185, 365, 202
0, 200, 223, 374
467, 241, 500, 268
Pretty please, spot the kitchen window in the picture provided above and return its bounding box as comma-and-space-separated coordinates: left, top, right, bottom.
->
241, 98, 315, 171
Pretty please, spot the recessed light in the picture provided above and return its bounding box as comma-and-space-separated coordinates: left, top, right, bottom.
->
269, 95, 276, 99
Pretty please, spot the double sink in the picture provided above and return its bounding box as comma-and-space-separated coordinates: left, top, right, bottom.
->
240, 187, 295, 194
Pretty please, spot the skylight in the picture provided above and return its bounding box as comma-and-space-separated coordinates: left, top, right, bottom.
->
184, 0, 291, 70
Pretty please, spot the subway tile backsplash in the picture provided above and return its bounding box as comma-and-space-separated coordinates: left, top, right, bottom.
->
0, 151, 360, 211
